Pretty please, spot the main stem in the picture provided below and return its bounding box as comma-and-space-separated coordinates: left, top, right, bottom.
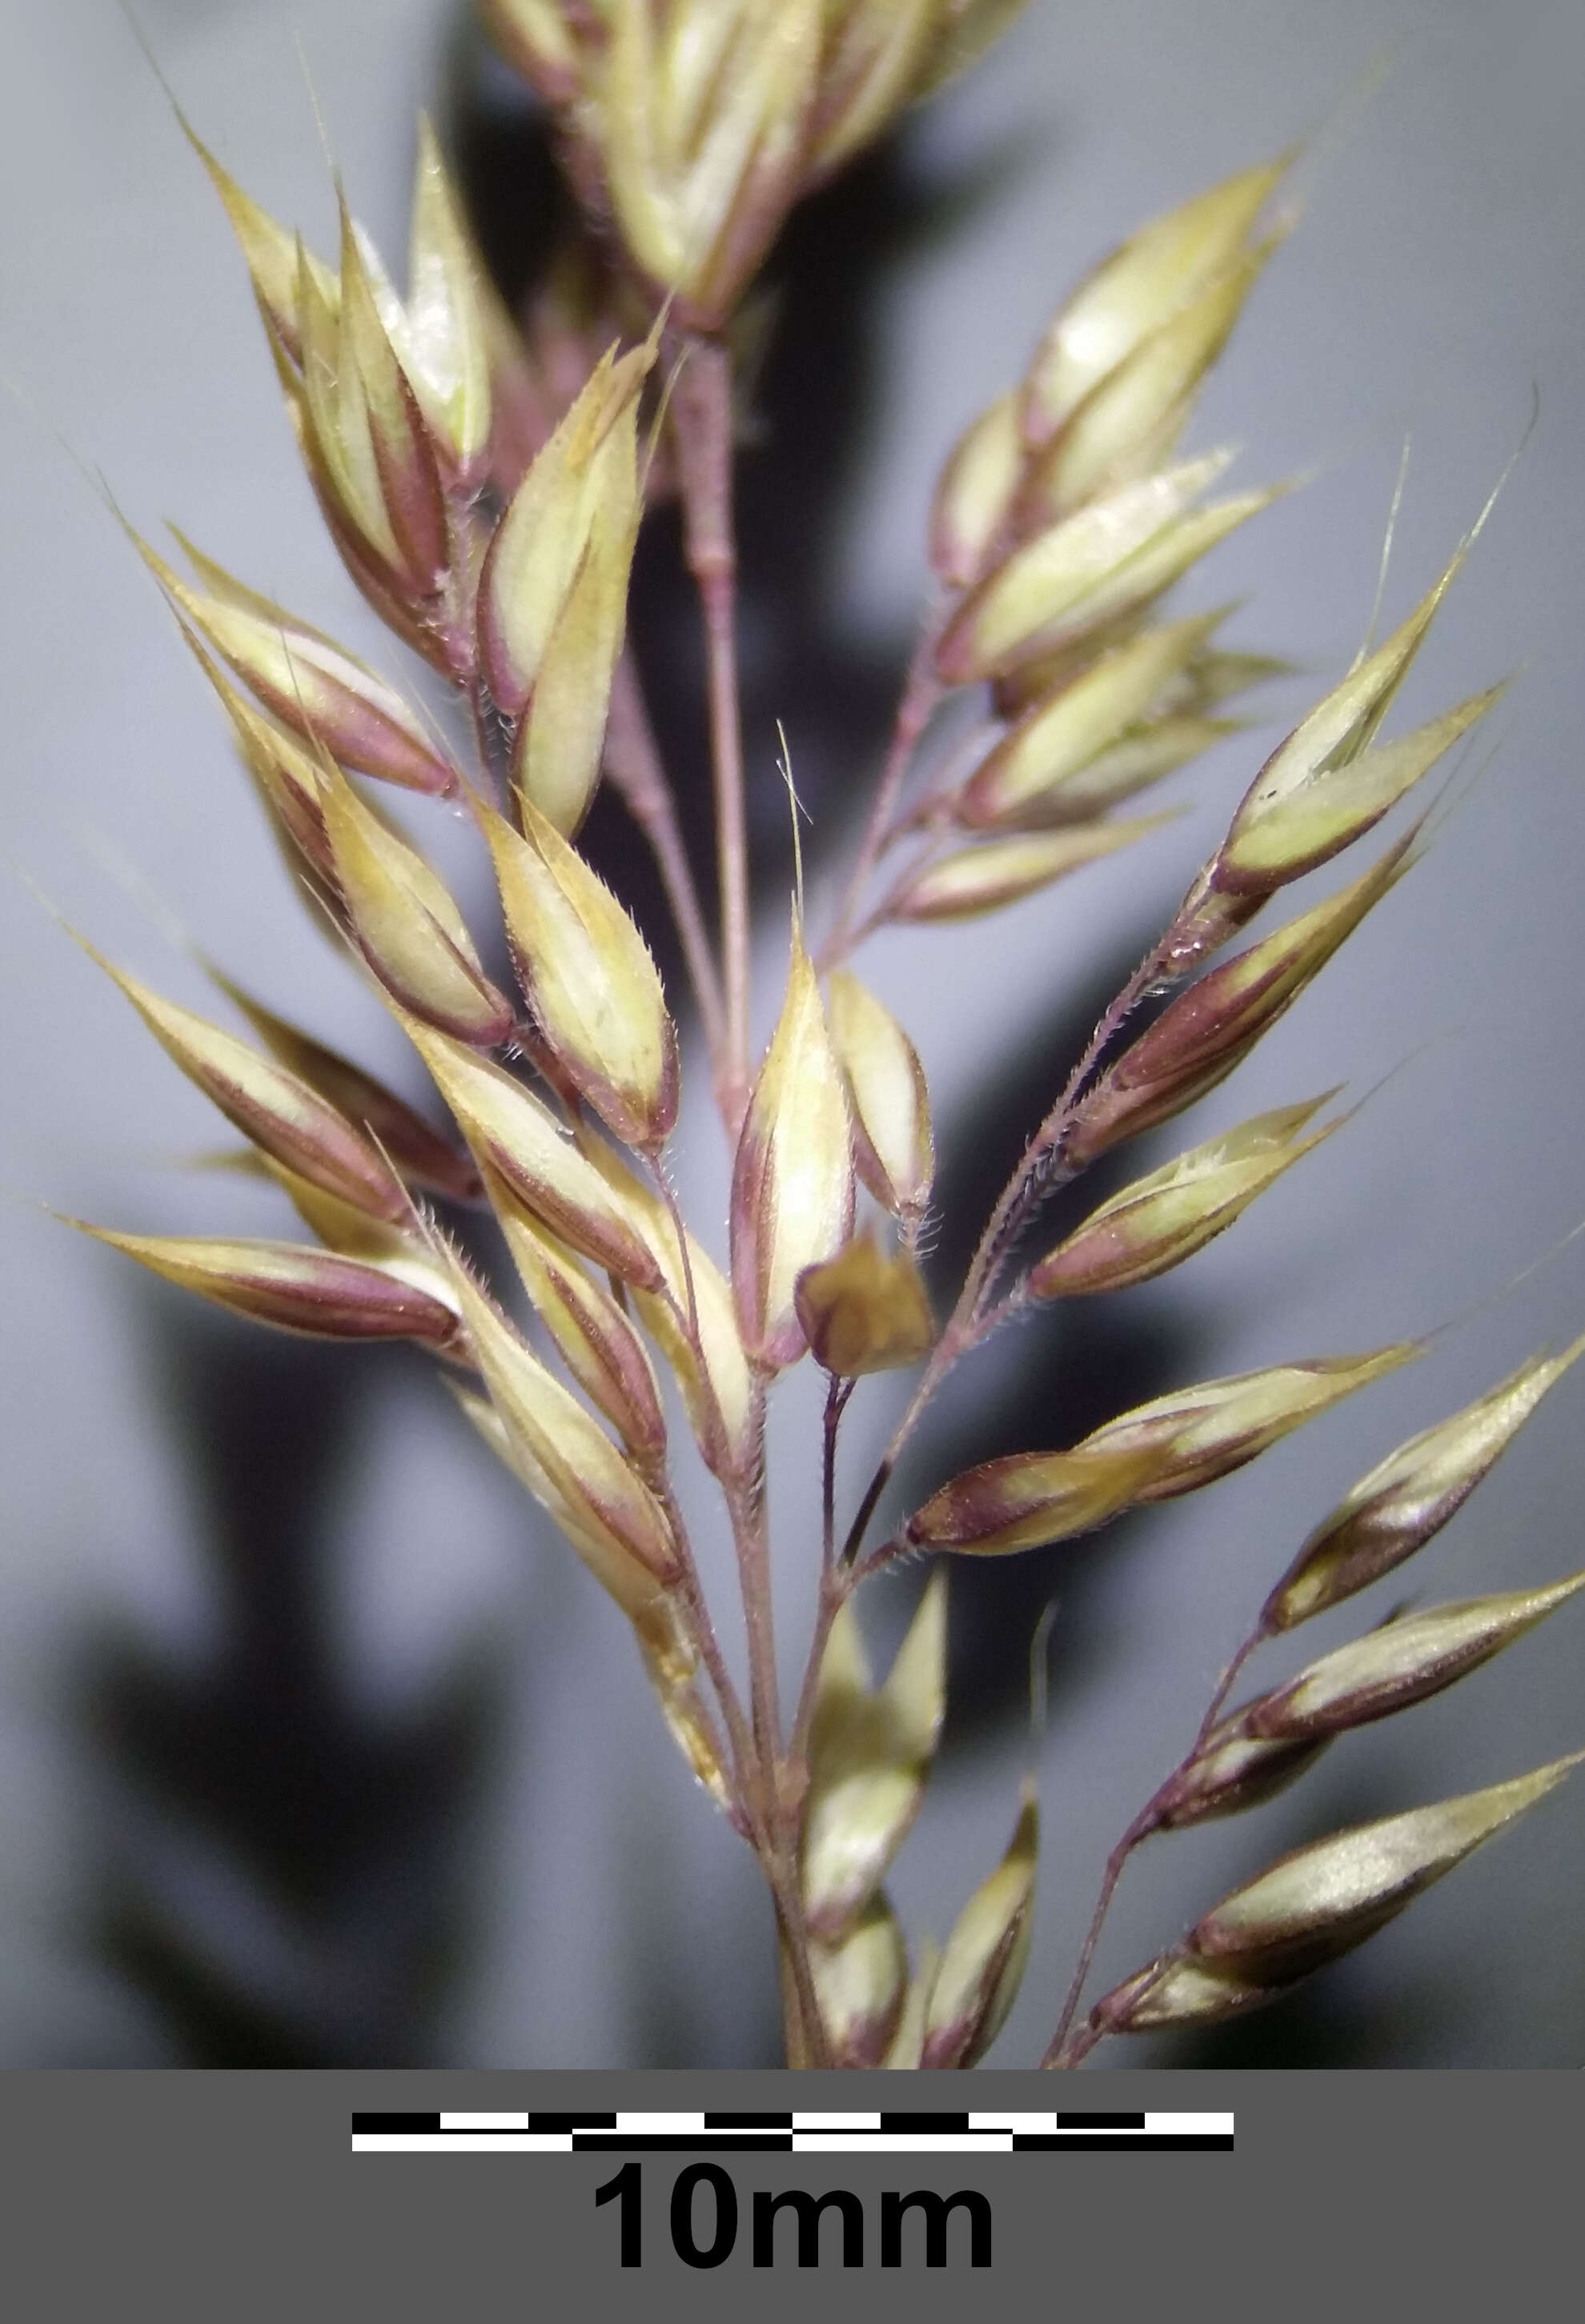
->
724, 1375, 833, 2070
668, 336, 836, 2067
673, 336, 752, 1130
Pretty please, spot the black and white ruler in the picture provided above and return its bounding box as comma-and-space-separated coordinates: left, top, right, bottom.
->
352, 2109, 1233, 2154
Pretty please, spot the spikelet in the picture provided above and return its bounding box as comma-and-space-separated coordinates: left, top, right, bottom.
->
801, 1574, 947, 1937
1263, 1338, 1585, 1630
937, 452, 1255, 682
596, 0, 826, 328
892, 815, 1180, 924
1090, 1757, 1585, 2036
442, 1248, 680, 1618
576, 1140, 757, 1479
809, 1894, 910, 2068
826, 972, 935, 1226
481, 793, 679, 1146
1068, 836, 1414, 1165
69, 1224, 460, 1348
1074, 1344, 1419, 1503
634, 1598, 736, 1818
394, 1014, 664, 1288
209, 972, 480, 1200
134, 531, 457, 794
97, 956, 406, 1222
1029, 1096, 1338, 1298
492, 1172, 668, 1475
921, 1779, 1037, 2067
1154, 1579, 1585, 1831
905, 1442, 1164, 1557
315, 761, 516, 1045
729, 916, 854, 1368
1022, 160, 1288, 443
957, 613, 1222, 827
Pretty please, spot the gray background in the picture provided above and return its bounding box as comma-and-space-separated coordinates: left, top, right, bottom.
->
2, 0, 1582, 2067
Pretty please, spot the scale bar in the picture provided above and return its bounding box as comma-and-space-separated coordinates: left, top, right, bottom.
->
352, 2109, 1234, 2156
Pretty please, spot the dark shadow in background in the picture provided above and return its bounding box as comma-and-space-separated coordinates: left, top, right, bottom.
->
76, 1302, 504, 2066
68, 9, 1420, 2068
